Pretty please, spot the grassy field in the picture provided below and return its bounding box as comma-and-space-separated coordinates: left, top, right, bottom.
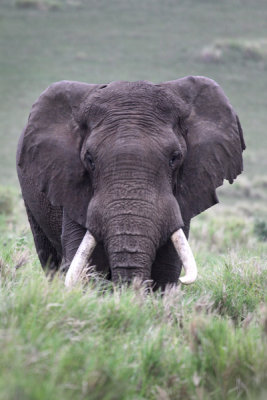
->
1, 197, 267, 399
0, 0, 267, 399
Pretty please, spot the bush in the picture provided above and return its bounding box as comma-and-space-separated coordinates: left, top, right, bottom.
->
15, 0, 62, 10
254, 219, 267, 241
199, 39, 267, 64
0, 186, 14, 215
190, 212, 256, 254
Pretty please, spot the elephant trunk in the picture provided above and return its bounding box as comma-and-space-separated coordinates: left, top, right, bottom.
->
103, 209, 160, 284
65, 227, 198, 288
107, 234, 157, 283
65, 187, 198, 287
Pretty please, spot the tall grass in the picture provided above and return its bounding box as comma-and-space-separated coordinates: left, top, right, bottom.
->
1, 205, 267, 399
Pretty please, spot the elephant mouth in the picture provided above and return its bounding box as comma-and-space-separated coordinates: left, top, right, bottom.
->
65, 229, 197, 288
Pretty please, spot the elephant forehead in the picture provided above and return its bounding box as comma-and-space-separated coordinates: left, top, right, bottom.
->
88, 120, 180, 157
87, 81, 178, 121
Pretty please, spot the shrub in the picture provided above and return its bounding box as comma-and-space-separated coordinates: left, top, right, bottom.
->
254, 219, 267, 241
0, 186, 14, 215
15, 0, 62, 11
199, 39, 267, 64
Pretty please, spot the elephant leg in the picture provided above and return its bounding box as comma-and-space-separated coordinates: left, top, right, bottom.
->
151, 220, 191, 290
61, 211, 110, 277
25, 204, 62, 272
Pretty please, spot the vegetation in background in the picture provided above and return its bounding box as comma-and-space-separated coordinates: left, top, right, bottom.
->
0, 186, 15, 215
1, 0, 267, 189
199, 38, 267, 64
254, 219, 267, 242
15, 0, 83, 11
15, 0, 60, 11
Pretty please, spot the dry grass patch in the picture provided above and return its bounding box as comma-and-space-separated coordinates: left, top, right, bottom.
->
15, 0, 62, 10
199, 38, 267, 64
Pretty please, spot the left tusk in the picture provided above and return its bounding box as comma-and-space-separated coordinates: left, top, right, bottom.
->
171, 229, 198, 285
65, 231, 97, 288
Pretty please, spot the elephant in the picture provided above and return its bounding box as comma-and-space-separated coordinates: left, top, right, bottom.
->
16, 76, 245, 290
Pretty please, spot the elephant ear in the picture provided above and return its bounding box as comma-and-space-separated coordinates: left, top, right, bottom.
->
17, 80, 101, 226
162, 76, 245, 221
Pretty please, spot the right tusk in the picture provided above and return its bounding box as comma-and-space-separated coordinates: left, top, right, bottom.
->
65, 231, 97, 288
171, 229, 198, 285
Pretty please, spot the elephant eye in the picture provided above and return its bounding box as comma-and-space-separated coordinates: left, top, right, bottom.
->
85, 152, 95, 171
169, 151, 182, 168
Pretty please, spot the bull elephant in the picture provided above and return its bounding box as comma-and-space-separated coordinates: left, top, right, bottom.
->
16, 76, 245, 289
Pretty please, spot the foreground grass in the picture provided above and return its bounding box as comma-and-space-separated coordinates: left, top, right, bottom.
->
0, 190, 267, 399
1, 232, 267, 399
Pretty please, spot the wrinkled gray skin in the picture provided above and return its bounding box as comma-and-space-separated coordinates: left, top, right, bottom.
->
16, 77, 245, 289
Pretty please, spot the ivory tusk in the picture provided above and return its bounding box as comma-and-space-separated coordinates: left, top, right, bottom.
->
171, 229, 198, 285
65, 231, 97, 288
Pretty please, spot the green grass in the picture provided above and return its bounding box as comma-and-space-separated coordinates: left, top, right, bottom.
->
1, 193, 267, 400
0, 243, 266, 400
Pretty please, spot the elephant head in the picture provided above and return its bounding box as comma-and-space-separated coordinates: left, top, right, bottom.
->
17, 77, 245, 288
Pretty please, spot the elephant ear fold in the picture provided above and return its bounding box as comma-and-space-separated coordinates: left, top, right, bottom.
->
17, 80, 101, 226
162, 76, 245, 221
